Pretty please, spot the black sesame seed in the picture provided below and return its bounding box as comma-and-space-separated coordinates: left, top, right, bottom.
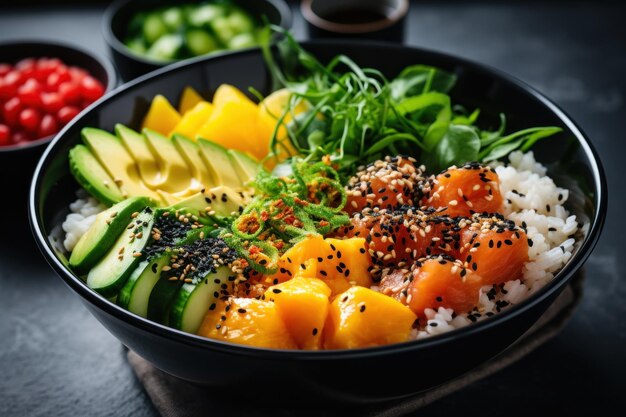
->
312, 328, 318, 336
238, 308, 247, 314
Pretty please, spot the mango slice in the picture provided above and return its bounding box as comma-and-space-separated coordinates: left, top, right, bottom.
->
272, 235, 373, 295
199, 298, 297, 349
169, 101, 213, 139
324, 286, 417, 349
265, 277, 331, 350
178, 86, 205, 115
142, 95, 181, 136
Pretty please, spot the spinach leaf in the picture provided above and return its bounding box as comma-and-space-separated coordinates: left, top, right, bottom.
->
427, 124, 481, 171
390, 65, 457, 100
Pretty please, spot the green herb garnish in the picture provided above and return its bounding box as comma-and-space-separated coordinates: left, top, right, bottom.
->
223, 160, 348, 274
260, 27, 562, 173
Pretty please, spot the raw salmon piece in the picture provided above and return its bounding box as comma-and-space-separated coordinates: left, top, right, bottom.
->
407, 257, 483, 318
459, 220, 529, 285
345, 156, 428, 214
424, 163, 503, 217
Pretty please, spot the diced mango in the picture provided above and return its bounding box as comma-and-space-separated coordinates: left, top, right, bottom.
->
142, 95, 181, 136
178, 86, 205, 115
169, 101, 213, 139
198, 298, 297, 350
211, 84, 251, 107
272, 235, 373, 295
196, 86, 265, 160
265, 277, 331, 350
324, 287, 417, 349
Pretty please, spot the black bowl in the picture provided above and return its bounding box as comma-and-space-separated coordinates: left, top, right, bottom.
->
29, 41, 607, 404
0, 40, 116, 221
103, 0, 293, 82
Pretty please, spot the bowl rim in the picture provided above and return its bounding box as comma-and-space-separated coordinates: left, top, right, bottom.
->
102, 0, 293, 68
29, 40, 607, 360
0, 38, 118, 154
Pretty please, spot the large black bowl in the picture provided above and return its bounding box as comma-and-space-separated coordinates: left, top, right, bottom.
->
29, 41, 607, 404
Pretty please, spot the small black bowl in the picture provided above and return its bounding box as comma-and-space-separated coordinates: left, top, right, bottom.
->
0, 40, 116, 217
29, 41, 606, 404
301, 0, 409, 42
103, 0, 292, 81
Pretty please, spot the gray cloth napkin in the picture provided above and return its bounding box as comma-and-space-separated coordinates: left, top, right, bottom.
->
128, 272, 583, 417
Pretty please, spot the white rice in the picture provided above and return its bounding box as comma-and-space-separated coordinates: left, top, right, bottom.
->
61, 190, 107, 252
413, 151, 583, 339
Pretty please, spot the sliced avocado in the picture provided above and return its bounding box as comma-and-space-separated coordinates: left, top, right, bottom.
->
170, 185, 247, 221
228, 149, 262, 185
143, 129, 197, 195
197, 138, 242, 188
81, 128, 162, 203
172, 134, 215, 191
115, 124, 162, 188
69, 144, 124, 205
169, 266, 232, 333
70, 196, 153, 274
86, 208, 154, 298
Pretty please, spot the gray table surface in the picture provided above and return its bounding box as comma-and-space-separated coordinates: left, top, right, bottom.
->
0, 2, 623, 416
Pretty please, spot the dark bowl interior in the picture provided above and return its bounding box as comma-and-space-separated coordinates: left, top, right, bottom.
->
103, 0, 293, 81
0, 40, 117, 219
29, 41, 606, 404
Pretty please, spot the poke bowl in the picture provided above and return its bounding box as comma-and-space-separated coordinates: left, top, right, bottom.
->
29, 37, 606, 403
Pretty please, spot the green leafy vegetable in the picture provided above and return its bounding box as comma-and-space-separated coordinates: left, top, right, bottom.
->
260, 26, 562, 173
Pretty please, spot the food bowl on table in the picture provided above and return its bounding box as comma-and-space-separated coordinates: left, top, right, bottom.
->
0, 40, 116, 209
103, 0, 292, 81
29, 40, 606, 403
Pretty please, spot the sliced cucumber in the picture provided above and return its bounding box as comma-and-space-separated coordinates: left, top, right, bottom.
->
147, 33, 183, 61
143, 13, 167, 45
118, 250, 172, 317
145, 226, 213, 324
185, 29, 219, 56
86, 209, 154, 298
70, 196, 152, 274
169, 266, 233, 333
